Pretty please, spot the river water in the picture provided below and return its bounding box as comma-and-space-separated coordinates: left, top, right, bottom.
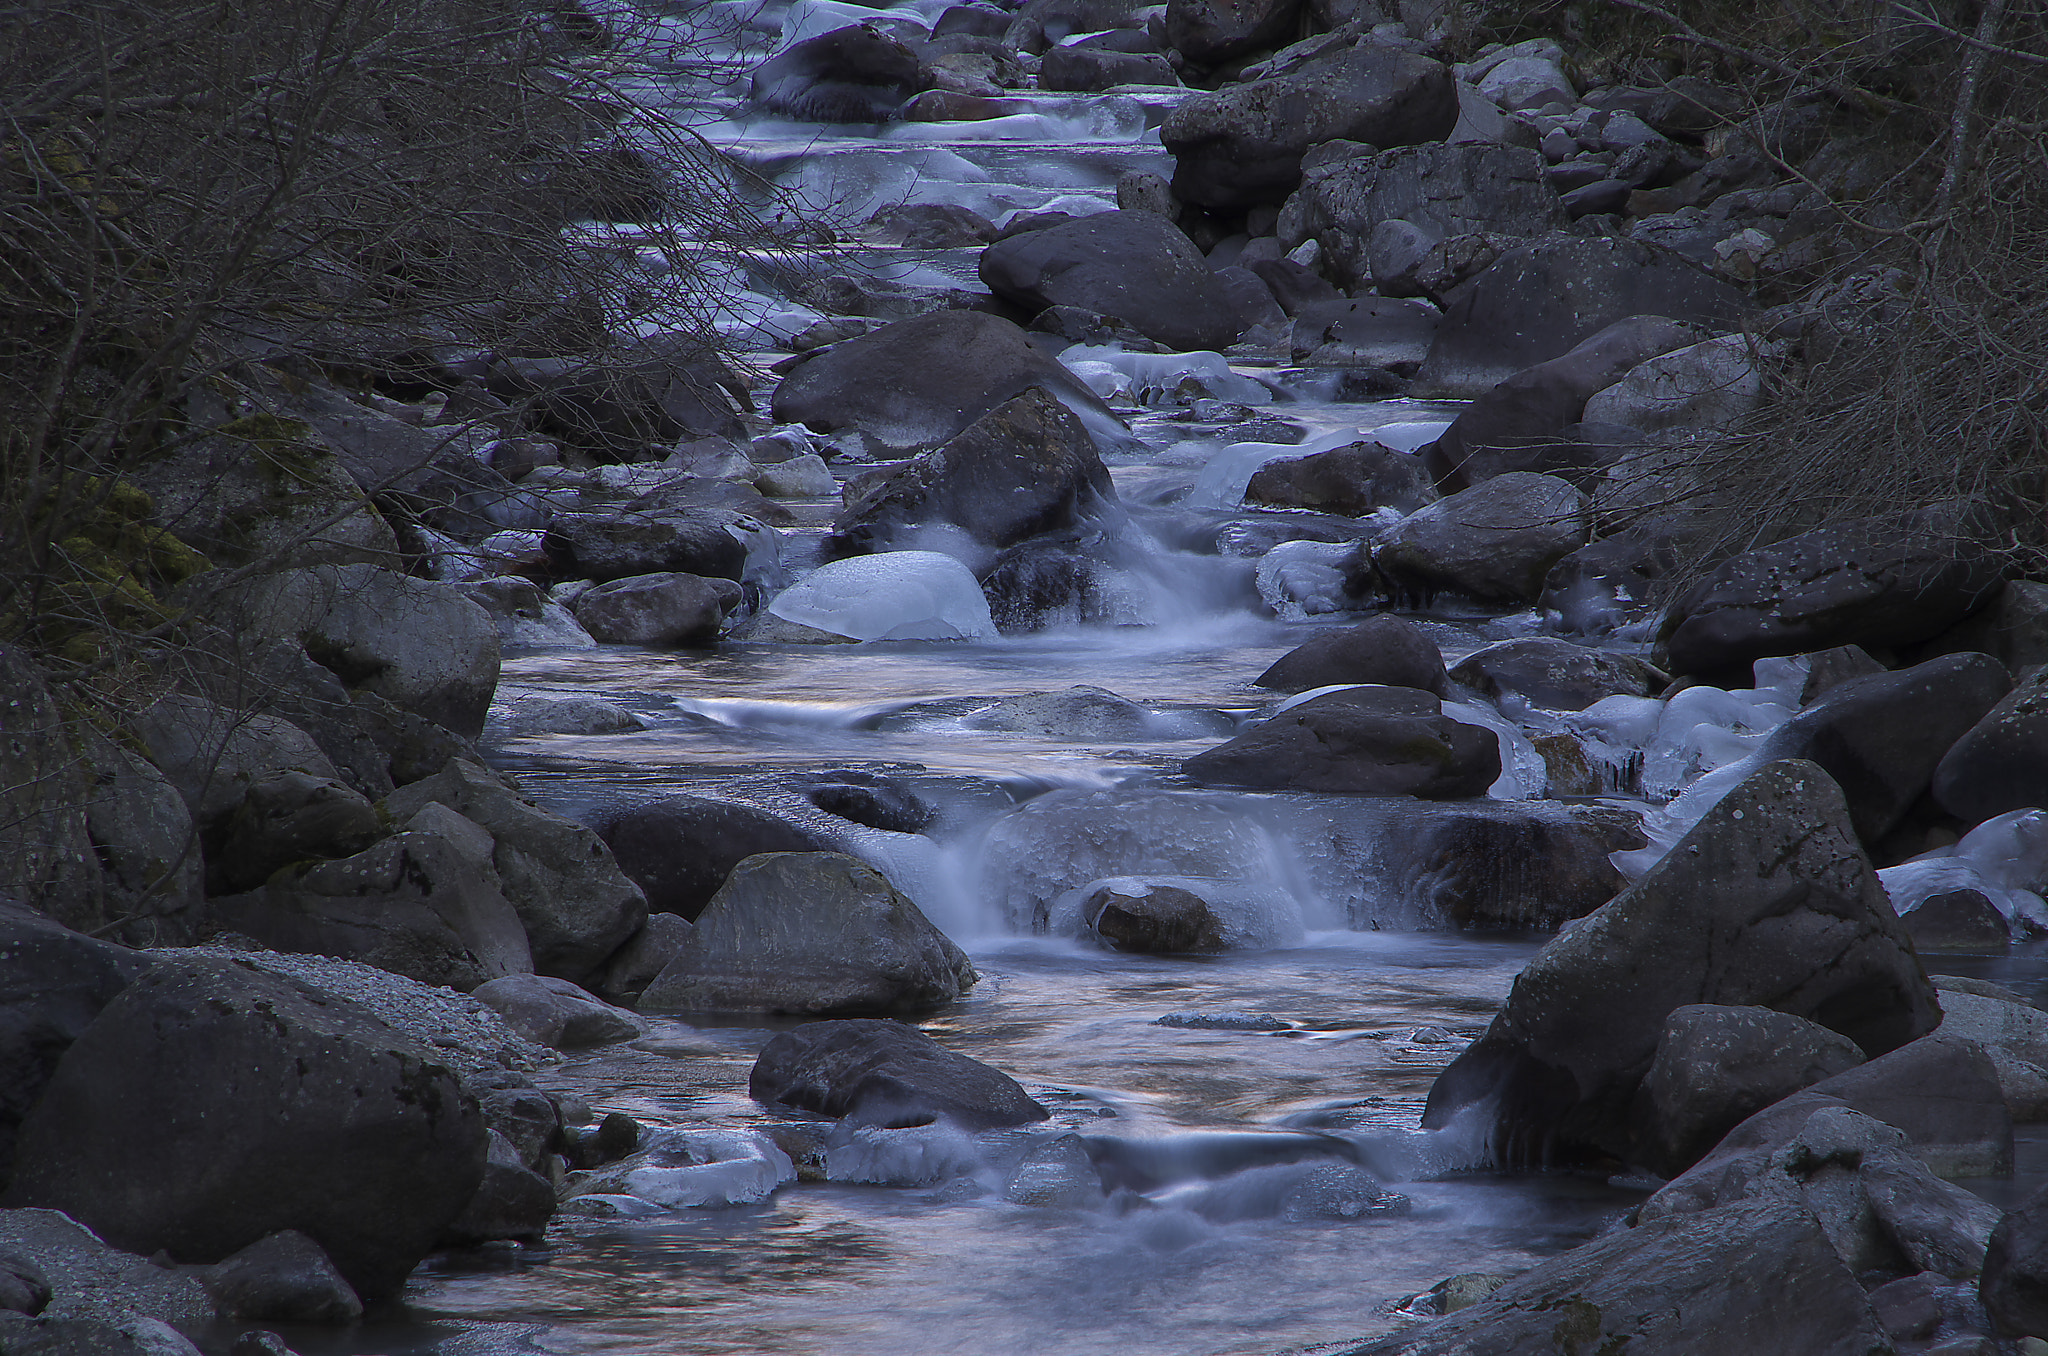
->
276, 1, 2048, 1351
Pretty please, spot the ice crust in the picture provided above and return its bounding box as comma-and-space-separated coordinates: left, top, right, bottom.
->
768, 550, 997, 641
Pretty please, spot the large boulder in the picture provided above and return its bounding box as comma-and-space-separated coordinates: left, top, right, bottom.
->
1278, 143, 1566, 291
1241, 441, 1436, 516
1934, 667, 2048, 827
216, 565, 501, 739
1371, 471, 1589, 605
1182, 687, 1500, 797
0, 906, 145, 1191
4, 956, 485, 1299
1287, 297, 1440, 369
542, 504, 759, 584
1447, 637, 1665, 712
1420, 761, 1942, 1167
1038, 45, 1177, 90
1581, 334, 1765, 436
828, 387, 1118, 556
750, 1018, 1049, 1127
1165, 0, 1298, 62
979, 213, 1250, 354
1413, 234, 1754, 397
748, 24, 922, 122
1420, 316, 1700, 492
770, 311, 1126, 454
1754, 653, 2011, 848
1253, 614, 1450, 694
1336, 1196, 1890, 1355
1984, 1182, 2048, 1337
1161, 46, 1458, 210
570, 571, 730, 646
595, 795, 837, 921
1661, 507, 2009, 682
380, 759, 646, 985
637, 853, 975, 1015
133, 692, 342, 831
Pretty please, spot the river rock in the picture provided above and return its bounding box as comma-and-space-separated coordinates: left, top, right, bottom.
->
0, 1247, 47, 1317
216, 565, 501, 739
1918, 579, 2048, 675
1164, 0, 1298, 62
639, 853, 975, 1015
1984, 1183, 2048, 1336
439, 1130, 556, 1246
1161, 46, 1458, 210
750, 1018, 1049, 1127
205, 801, 534, 991
570, 571, 730, 646
773, 311, 1124, 454
1413, 234, 1754, 397
5, 956, 484, 1298
1934, 668, 2048, 827
1403, 806, 1640, 930
748, 24, 921, 121
0, 905, 145, 1191
595, 795, 836, 921
1581, 334, 1765, 436
134, 693, 343, 831
471, 975, 644, 1049
979, 212, 1249, 353
1639, 1004, 1867, 1175
1909, 890, 2013, 952
1242, 441, 1436, 516
1420, 316, 1700, 491
1279, 143, 1565, 290
1078, 880, 1225, 952
1254, 614, 1449, 694
200, 1231, 362, 1325
1334, 1196, 1889, 1356
1753, 653, 2011, 848
1038, 45, 1176, 90
595, 913, 698, 1008
542, 504, 755, 583
0, 651, 102, 931
1287, 297, 1440, 368
1183, 687, 1499, 797
1419, 761, 1941, 1167
1661, 508, 2008, 682
1372, 471, 1589, 605
1447, 637, 1664, 711
208, 769, 380, 894
830, 387, 1118, 556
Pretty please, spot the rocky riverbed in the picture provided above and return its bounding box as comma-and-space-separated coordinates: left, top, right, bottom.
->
1, 0, 2046, 1349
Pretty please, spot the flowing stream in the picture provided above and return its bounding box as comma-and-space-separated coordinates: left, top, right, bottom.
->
276, 2, 2048, 1351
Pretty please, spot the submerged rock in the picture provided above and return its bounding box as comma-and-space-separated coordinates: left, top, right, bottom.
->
750, 1018, 1049, 1127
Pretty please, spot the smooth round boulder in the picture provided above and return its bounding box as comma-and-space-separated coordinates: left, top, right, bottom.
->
1254, 615, 1450, 695
1165, 0, 1299, 63
470, 974, 644, 1049
1243, 440, 1437, 516
595, 795, 836, 922
5, 957, 484, 1299
571, 571, 729, 646
541, 505, 754, 584
1039, 45, 1177, 90
750, 1018, 1049, 1127
1183, 687, 1500, 797
1372, 472, 1589, 605
200, 1231, 363, 1326
1448, 637, 1665, 712
979, 212, 1250, 353
748, 24, 922, 122
1934, 668, 2048, 827
1906, 890, 2013, 952
1079, 880, 1225, 953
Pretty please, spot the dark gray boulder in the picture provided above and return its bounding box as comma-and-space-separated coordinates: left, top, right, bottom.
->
750, 1018, 1049, 1127
1332, 1196, 1889, 1356
542, 505, 754, 584
571, 571, 730, 646
1287, 297, 1440, 369
5, 957, 485, 1298
200, 1231, 363, 1325
1661, 507, 2008, 683
1752, 652, 2010, 848
1984, 1182, 2048, 1337
829, 386, 1118, 556
1413, 234, 1753, 397
1448, 637, 1665, 711
1540, 533, 1678, 636
748, 24, 922, 122
1038, 45, 1176, 90
1420, 761, 1941, 1167
1161, 46, 1457, 210
594, 794, 837, 922
1182, 687, 1500, 797
1078, 881, 1225, 953
439, 1131, 556, 1246
1372, 471, 1589, 605
470, 974, 643, 1049
770, 310, 1126, 454
1164, 0, 1299, 63
638, 852, 974, 1016
1934, 668, 2048, 827
1639, 1004, 1867, 1175
1420, 316, 1700, 492
1242, 441, 1436, 516
979, 212, 1250, 353
1908, 890, 2013, 952
1254, 614, 1449, 694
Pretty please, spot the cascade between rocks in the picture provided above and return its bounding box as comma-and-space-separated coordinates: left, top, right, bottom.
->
188, 0, 2048, 1350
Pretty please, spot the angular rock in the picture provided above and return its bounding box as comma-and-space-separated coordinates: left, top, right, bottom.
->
1242, 441, 1436, 516
208, 770, 379, 895
1164, 0, 1300, 63
595, 795, 836, 922
1038, 45, 1176, 90
1984, 1182, 2048, 1337
1862, 1148, 2003, 1277
750, 1018, 1049, 1127
1582, 334, 1765, 436
1908, 890, 2013, 952
1753, 653, 2011, 847
1448, 637, 1664, 711
829, 387, 1118, 556
596, 913, 698, 1007
5, 957, 484, 1298
1078, 880, 1225, 952
979, 212, 1249, 353
1414, 234, 1754, 397
1254, 614, 1450, 694
1935, 668, 2048, 827
1162, 46, 1457, 210
571, 571, 729, 646
1421, 316, 1700, 492
81, 731, 204, 933
1539, 532, 1678, 636
1401, 805, 1641, 930
748, 24, 922, 122
1661, 507, 2008, 682
439, 1131, 556, 1246
1182, 687, 1500, 797
470, 974, 643, 1049
771, 311, 1125, 454
639, 853, 975, 1015
132, 693, 341, 832
200, 1231, 362, 1325
1420, 761, 1941, 1166
1372, 471, 1589, 604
